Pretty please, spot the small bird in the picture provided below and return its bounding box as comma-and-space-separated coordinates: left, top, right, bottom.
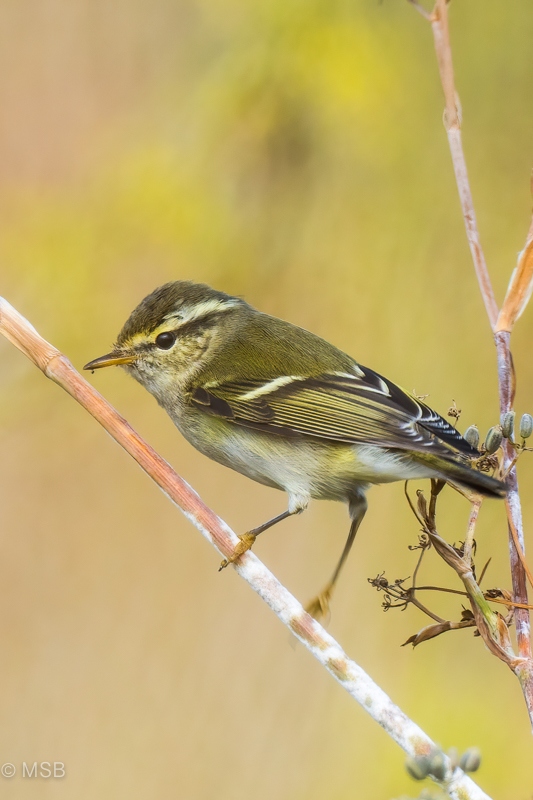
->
85, 281, 505, 614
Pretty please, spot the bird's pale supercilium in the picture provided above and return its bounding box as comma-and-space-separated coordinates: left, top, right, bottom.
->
84, 281, 506, 614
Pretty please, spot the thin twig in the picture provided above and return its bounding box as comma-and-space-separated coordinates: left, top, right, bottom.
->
405, 589, 446, 622
407, 0, 431, 20
496, 231, 533, 333
404, 481, 425, 527
0, 297, 493, 800
411, 539, 429, 588
415, 585, 467, 597
478, 558, 491, 585
408, 586, 533, 610
463, 499, 481, 566
506, 499, 533, 591
489, 598, 533, 611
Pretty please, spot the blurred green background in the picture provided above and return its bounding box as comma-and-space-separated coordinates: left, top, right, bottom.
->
1, 1, 532, 797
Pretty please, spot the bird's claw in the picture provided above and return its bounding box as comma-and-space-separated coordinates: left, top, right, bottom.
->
218, 532, 257, 571
305, 585, 333, 621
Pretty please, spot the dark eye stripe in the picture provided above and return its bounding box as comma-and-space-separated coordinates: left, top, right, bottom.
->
175, 311, 227, 336
152, 311, 228, 350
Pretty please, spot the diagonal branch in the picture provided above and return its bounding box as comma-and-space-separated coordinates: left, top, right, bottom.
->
0, 296, 494, 800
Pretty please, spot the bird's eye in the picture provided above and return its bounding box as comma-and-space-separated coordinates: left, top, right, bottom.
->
155, 331, 177, 350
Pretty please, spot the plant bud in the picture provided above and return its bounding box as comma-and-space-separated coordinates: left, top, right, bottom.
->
464, 425, 479, 450
459, 747, 481, 773
519, 413, 533, 440
500, 411, 515, 439
485, 426, 503, 454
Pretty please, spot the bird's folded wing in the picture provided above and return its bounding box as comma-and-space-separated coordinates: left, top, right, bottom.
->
189, 367, 475, 457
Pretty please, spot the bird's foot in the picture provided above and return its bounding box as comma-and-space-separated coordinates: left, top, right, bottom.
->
305, 584, 333, 621
219, 532, 257, 571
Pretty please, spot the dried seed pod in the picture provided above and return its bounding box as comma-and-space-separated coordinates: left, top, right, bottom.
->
500, 411, 515, 439
464, 425, 480, 450
459, 747, 481, 773
519, 413, 533, 440
428, 749, 447, 781
405, 755, 430, 781
447, 747, 459, 771
485, 426, 503, 454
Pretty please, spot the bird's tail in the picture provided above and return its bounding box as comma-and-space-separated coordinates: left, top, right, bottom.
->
411, 451, 506, 499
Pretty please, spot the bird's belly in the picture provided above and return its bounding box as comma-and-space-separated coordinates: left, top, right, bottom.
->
179, 414, 327, 504
172, 408, 435, 505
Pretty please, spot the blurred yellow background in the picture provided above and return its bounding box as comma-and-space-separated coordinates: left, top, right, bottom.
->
1, 1, 532, 797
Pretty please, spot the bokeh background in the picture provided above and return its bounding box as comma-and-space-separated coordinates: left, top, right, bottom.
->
1, 1, 532, 797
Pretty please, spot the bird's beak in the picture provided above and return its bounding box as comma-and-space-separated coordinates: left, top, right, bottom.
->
83, 351, 136, 371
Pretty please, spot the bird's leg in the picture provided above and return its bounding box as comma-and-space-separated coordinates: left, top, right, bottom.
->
219, 509, 298, 571
306, 495, 368, 620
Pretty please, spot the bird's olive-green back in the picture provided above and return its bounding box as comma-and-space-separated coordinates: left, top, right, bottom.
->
197, 308, 356, 384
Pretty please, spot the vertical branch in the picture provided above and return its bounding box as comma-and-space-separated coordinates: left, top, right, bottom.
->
496, 333, 532, 661
410, 0, 533, 723
429, 0, 499, 329
494, 213, 533, 677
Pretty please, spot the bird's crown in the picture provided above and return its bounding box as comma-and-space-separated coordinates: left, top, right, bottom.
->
116, 281, 246, 346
